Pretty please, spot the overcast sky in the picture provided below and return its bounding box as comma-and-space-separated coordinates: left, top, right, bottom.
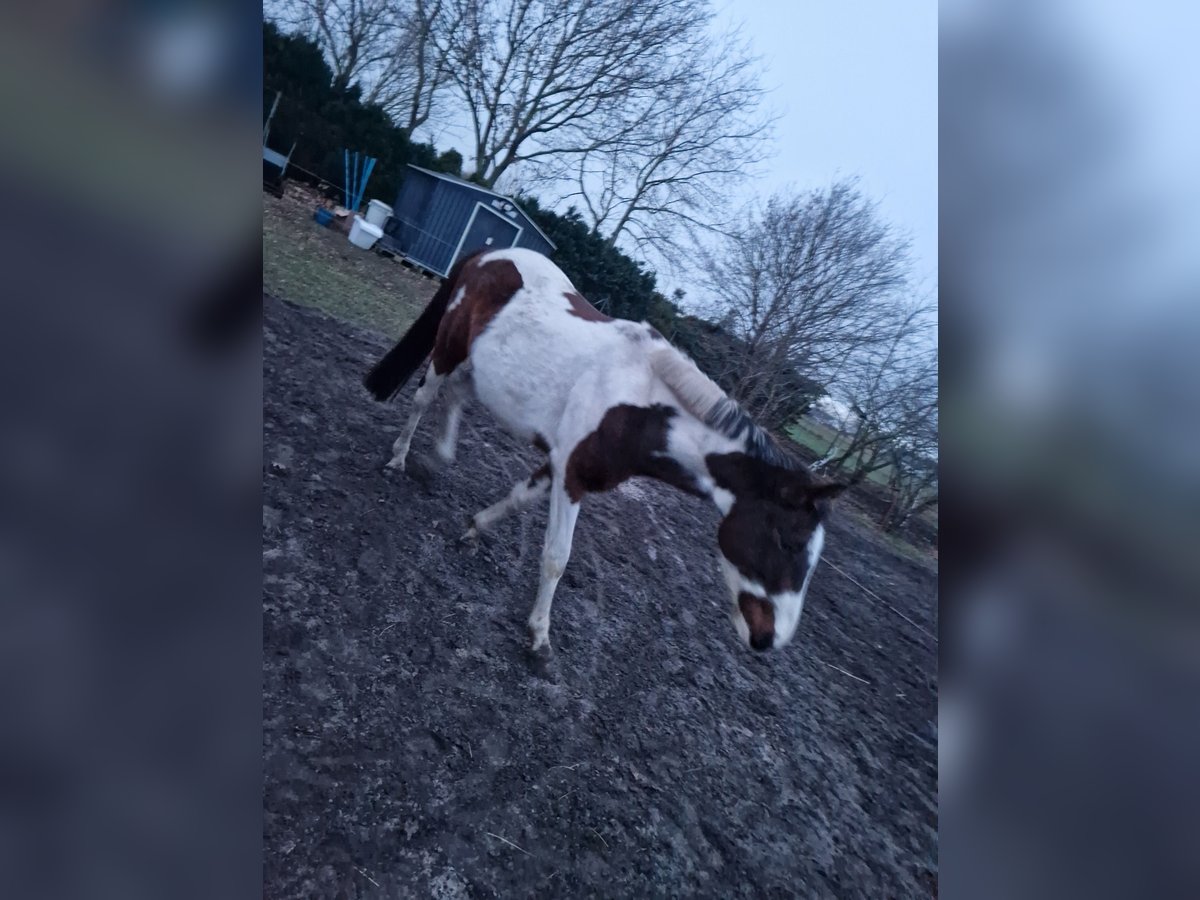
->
715, 0, 938, 289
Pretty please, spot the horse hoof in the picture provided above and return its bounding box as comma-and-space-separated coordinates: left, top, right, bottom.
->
406, 455, 437, 485
384, 457, 406, 472
526, 643, 558, 681
460, 530, 480, 557
460, 516, 479, 542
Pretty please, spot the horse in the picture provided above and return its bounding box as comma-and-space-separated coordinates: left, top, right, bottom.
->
363, 247, 846, 654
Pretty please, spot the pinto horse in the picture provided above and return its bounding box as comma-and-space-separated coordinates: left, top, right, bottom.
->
364, 248, 846, 654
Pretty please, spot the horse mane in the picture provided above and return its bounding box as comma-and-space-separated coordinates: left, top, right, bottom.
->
650, 344, 800, 471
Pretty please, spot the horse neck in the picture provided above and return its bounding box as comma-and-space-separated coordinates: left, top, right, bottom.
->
660, 406, 745, 513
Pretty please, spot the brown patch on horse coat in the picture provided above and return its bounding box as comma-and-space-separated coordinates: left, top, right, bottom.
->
431, 256, 524, 374
564, 290, 612, 323
564, 404, 702, 503
738, 592, 775, 649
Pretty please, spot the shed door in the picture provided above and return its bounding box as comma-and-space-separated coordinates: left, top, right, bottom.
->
452, 204, 521, 268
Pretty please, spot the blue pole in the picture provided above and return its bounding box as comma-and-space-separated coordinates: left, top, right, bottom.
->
358, 157, 376, 211
343, 149, 350, 209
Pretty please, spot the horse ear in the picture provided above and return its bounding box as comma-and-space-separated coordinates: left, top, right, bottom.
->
780, 478, 848, 508
778, 480, 809, 507
806, 480, 848, 515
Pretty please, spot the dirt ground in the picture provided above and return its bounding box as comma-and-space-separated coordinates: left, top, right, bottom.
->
263, 291, 938, 898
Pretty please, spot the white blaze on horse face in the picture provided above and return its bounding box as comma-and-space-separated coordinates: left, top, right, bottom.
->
771, 523, 824, 647
718, 523, 825, 650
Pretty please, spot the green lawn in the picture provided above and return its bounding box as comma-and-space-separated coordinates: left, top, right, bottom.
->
787, 417, 840, 455
263, 189, 436, 337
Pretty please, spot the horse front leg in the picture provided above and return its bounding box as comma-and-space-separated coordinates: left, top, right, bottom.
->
462, 463, 551, 542
528, 475, 581, 653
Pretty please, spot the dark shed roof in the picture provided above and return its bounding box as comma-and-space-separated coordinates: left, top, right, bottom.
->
404, 166, 557, 251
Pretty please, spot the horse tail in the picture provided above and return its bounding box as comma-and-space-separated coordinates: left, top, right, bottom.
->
363, 251, 481, 402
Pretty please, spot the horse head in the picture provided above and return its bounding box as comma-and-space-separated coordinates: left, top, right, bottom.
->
706, 453, 847, 651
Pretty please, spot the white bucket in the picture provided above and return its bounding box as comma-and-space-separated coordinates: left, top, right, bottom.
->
365, 199, 392, 228
348, 215, 383, 250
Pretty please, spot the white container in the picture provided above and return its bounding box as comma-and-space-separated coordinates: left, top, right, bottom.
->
348, 215, 383, 250
365, 199, 392, 227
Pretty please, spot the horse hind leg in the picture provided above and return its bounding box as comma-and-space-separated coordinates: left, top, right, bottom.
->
462, 464, 551, 541
434, 369, 472, 465
385, 365, 445, 471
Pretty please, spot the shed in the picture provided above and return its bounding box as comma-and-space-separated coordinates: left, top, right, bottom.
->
379, 165, 556, 277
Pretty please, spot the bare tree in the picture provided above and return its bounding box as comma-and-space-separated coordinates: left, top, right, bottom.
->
430, 0, 710, 187
267, 0, 458, 132
558, 27, 774, 265
702, 181, 913, 429
826, 309, 937, 483
880, 409, 938, 533
363, 0, 461, 132
270, 0, 400, 94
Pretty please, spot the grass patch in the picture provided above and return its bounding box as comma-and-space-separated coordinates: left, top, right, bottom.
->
787, 418, 836, 455
263, 188, 436, 337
